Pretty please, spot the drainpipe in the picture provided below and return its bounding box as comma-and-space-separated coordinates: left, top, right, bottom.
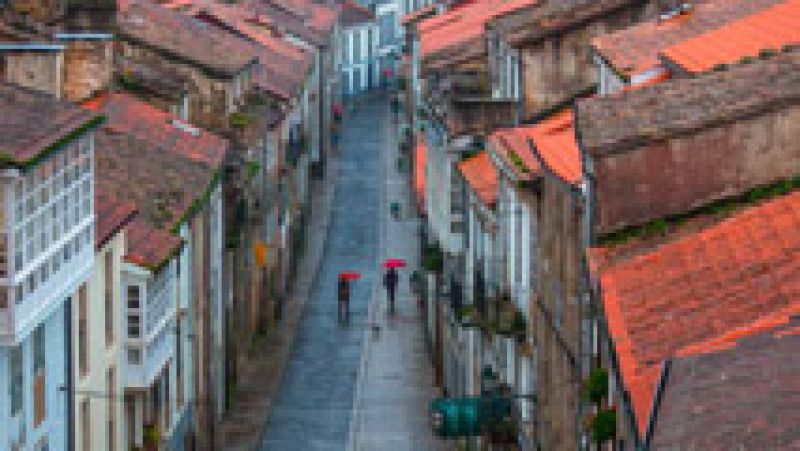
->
65, 296, 75, 451
317, 46, 326, 178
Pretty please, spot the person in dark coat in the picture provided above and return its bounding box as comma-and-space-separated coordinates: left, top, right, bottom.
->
384, 267, 399, 313
338, 277, 350, 323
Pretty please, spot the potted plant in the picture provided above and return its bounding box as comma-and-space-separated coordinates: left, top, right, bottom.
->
143, 423, 160, 451
582, 368, 609, 405
421, 244, 444, 273
590, 408, 616, 445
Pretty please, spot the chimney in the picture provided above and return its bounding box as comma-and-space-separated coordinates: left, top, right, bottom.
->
55, 33, 114, 103
0, 43, 65, 98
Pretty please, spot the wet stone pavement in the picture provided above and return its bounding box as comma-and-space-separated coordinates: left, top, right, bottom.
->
259, 96, 386, 450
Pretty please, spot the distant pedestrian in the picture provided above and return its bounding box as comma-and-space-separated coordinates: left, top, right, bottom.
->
338, 277, 351, 323
384, 267, 399, 314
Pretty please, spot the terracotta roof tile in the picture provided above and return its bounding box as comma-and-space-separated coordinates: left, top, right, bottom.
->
661, 0, 800, 74
124, 218, 183, 270
402, 4, 437, 26
594, 191, 800, 437
651, 320, 800, 448
0, 82, 101, 167
94, 198, 138, 250
488, 125, 543, 181
577, 49, 800, 157
94, 127, 215, 234
458, 151, 499, 207
90, 94, 223, 269
593, 0, 781, 78
83, 92, 227, 169
339, 0, 373, 27
529, 110, 582, 185
420, 0, 536, 61
117, 1, 257, 78
245, 0, 336, 47
491, 0, 642, 47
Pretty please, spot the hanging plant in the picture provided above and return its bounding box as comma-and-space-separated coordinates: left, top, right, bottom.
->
591, 408, 616, 443
582, 368, 609, 405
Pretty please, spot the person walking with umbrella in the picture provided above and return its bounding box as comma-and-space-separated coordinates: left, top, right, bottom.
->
384, 267, 398, 314
338, 271, 359, 324
383, 259, 405, 314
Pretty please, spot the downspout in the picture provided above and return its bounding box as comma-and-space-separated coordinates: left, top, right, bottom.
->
574, 106, 592, 450
65, 296, 75, 451
317, 45, 326, 177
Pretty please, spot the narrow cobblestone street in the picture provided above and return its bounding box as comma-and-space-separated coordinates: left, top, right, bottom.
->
258, 94, 448, 450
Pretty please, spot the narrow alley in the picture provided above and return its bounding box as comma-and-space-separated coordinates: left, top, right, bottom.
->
258, 95, 448, 451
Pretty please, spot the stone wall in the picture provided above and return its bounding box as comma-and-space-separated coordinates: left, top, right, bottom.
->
519, 1, 660, 121
5, 51, 63, 98
534, 173, 583, 450
63, 39, 113, 103
593, 104, 800, 235
115, 40, 240, 134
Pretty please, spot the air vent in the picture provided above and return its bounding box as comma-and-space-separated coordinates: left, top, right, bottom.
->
171, 119, 200, 136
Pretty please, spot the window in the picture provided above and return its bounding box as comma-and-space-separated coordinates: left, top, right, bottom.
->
9, 344, 22, 416
51, 204, 59, 243
78, 284, 88, 377
107, 367, 116, 451
33, 324, 46, 427
353, 32, 362, 62
39, 264, 48, 285
63, 196, 70, 230
39, 213, 48, 252
127, 286, 140, 310
0, 233, 7, 277
72, 189, 80, 227
128, 314, 140, 338
81, 399, 90, 451
27, 273, 36, 294
105, 252, 114, 346
127, 348, 141, 365
51, 253, 61, 274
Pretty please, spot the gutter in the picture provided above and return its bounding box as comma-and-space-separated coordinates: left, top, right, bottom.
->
643, 360, 672, 449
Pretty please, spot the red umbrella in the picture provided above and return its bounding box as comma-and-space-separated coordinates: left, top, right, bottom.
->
382, 258, 407, 268
339, 271, 361, 280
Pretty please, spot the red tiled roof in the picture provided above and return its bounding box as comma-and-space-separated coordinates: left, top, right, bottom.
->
402, 4, 437, 26
593, 190, 800, 436
651, 320, 800, 448
0, 82, 101, 167
83, 92, 227, 169
340, 0, 373, 27
420, 0, 536, 61
528, 110, 582, 186
592, 0, 781, 78
246, 0, 336, 47
661, 0, 800, 74
125, 218, 184, 270
159, 0, 312, 98
458, 151, 498, 207
488, 125, 543, 181
95, 198, 138, 250
577, 50, 800, 157
117, 1, 257, 78
413, 135, 427, 212
91, 94, 223, 269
